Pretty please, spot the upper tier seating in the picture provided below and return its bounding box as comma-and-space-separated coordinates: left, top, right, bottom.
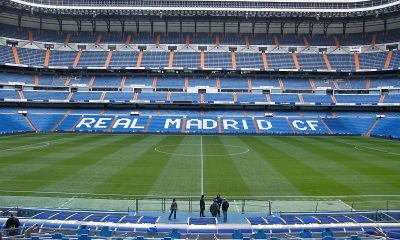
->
0, 45, 16, 65
173, 52, 201, 69
48, 50, 77, 67
0, 90, 20, 99
302, 94, 333, 104
328, 54, 356, 71
267, 53, 297, 70
156, 76, 185, 89
204, 52, 232, 69
220, 77, 248, 89
296, 53, 327, 70
77, 51, 109, 68
1, 89, 395, 105
1, 72, 399, 92
104, 92, 134, 101
70, 92, 102, 101
0, 45, 398, 71
334, 94, 381, 104
92, 76, 122, 87
358, 52, 387, 69
109, 51, 138, 68
236, 52, 264, 69
141, 52, 169, 68
2, 23, 400, 46
18, 48, 46, 66
23, 91, 69, 101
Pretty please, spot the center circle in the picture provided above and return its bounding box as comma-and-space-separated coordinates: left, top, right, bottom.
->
154, 144, 250, 157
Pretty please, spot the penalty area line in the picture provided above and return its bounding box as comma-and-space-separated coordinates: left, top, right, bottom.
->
338, 141, 400, 156
0, 137, 69, 153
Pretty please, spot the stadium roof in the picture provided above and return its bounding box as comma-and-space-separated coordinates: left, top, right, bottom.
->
6, 0, 400, 12
3, 0, 400, 28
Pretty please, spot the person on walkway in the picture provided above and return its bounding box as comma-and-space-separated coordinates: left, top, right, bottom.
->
214, 194, 223, 217
168, 198, 178, 220
210, 200, 219, 217
5, 214, 20, 236
221, 198, 230, 222
200, 195, 205, 217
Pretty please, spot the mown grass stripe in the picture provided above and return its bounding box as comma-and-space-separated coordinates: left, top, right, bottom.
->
203, 136, 251, 197
250, 136, 358, 196
300, 137, 400, 190
41, 135, 152, 194
93, 136, 185, 197
0, 134, 100, 182
235, 136, 304, 196
0, 134, 134, 192
282, 136, 400, 195
146, 136, 201, 196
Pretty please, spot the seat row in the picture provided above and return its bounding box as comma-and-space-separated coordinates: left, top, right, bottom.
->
1, 73, 400, 90
2, 22, 400, 46
1, 46, 399, 71
1, 90, 399, 105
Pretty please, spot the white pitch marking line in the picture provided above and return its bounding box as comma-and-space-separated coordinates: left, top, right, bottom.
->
59, 196, 75, 208
0, 137, 69, 153
200, 135, 204, 195
0, 190, 399, 199
339, 141, 400, 156
0, 142, 50, 152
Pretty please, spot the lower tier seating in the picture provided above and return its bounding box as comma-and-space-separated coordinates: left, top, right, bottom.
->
0, 112, 398, 139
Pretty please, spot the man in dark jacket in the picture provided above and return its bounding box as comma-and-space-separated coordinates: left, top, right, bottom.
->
5, 214, 20, 236
168, 198, 178, 220
209, 200, 219, 217
214, 194, 223, 217
200, 195, 205, 217
221, 198, 230, 222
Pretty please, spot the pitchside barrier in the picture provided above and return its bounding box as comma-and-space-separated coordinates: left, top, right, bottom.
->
1, 196, 399, 214
126, 197, 400, 214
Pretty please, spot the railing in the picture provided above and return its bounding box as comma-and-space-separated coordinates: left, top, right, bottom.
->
126, 197, 400, 213
1, 196, 400, 213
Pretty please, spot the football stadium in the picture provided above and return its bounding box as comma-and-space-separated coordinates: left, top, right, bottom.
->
0, 0, 400, 238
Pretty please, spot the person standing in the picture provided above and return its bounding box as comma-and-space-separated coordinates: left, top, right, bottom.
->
210, 200, 219, 217
5, 214, 20, 236
200, 195, 205, 217
168, 198, 178, 220
221, 198, 230, 222
214, 194, 223, 217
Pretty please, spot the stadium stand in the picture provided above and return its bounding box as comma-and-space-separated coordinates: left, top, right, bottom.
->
0, 0, 400, 238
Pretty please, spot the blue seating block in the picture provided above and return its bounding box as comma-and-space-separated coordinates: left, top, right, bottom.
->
78, 234, 91, 240
323, 228, 334, 238
168, 228, 181, 239
254, 229, 267, 239
300, 229, 313, 238
232, 229, 243, 239
78, 225, 89, 236
100, 226, 112, 237
52, 233, 64, 239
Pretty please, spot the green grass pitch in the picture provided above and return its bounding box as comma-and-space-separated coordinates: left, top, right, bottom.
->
0, 133, 399, 210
